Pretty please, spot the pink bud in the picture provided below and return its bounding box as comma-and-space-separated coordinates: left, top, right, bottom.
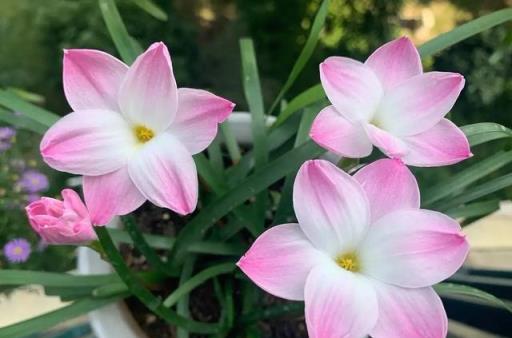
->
25, 189, 96, 245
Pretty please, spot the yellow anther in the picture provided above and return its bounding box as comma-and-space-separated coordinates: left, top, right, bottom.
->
134, 125, 154, 143
335, 252, 360, 272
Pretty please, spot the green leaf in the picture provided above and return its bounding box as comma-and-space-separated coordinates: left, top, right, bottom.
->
273, 84, 324, 128
98, 0, 143, 64
436, 173, 512, 211
445, 199, 500, 219
0, 89, 59, 127
240, 38, 268, 234
163, 262, 235, 308
418, 8, 512, 57
207, 134, 225, 174
0, 270, 118, 287
0, 107, 48, 134
435, 282, 512, 314
267, 0, 330, 115
128, 0, 168, 21
177, 257, 196, 338
220, 121, 242, 164
422, 150, 512, 206
95, 226, 221, 334
0, 297, 119, 338
169, 140, 325, 266
462, 122, 512, 146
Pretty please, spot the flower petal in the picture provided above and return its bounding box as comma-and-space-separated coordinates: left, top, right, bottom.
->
354, 158, 420, 223
119, 42, 178, 131
365, 36, 422, 90
293, 160, 370, 256
168, 88, 235, 154
365, 123, 409, 159
370, 283, 448, 338
305, 263, 378, 338
237, 223, 327, 301
376, 72, 465, 136
63, 49, 128, 112
309, 105, 373, 158
360, 209, 469, 288
128, 133, 197, 215
401, 118, 472, 167
83, 167, 146, 226
40, 110, 134, 176
320, 57, 383, 122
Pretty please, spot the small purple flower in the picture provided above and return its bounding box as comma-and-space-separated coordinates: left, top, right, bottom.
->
3, 238, 31, 263
0, 127, 16, 152
18, 170, 49, 193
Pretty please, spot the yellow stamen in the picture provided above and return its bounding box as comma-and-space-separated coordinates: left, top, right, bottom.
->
13, 246, 22, 255
335, 252, 359, 272
134, 125, 154, 143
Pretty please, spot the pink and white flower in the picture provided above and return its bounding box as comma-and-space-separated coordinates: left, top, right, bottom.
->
310, 37, 471, 167
238, 159, 469, 338
40, 42, 234, 225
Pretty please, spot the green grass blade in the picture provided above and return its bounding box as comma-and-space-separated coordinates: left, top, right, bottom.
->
169, 140, 324, 266
267, 0, 330, 115
445, 199, 500, 219
240, 38, 268, 234
0, 89, 59, 127
163, 262, 235, 308
220, 121, 242, 164
422, 150, 512, 206
418, 8, 512, 58
435, 282, 512, 314
0, 270, 118, 287
207, 135, 225, 174
0, 107, 48, 134
98, 0, 143, 64
436, 173, 512, 211
128, 0, 168, 21
0, 297, 119, 338
95, 226, 220, 334
177, 257, 196, 338
461, 122, 512, 147
273, 84, 324, 128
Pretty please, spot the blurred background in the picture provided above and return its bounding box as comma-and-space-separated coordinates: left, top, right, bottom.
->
0, 0, 511, 336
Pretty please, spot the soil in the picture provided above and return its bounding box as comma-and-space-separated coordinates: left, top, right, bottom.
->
122, 203, 307, 338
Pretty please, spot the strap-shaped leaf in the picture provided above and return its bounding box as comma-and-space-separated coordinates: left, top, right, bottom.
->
462, 122, 512, 146
435, 282, 512, 314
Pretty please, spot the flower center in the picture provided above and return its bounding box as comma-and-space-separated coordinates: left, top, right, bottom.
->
335, 252, 359, 272
13, 246, 23, 255
134, 125, 154, 143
